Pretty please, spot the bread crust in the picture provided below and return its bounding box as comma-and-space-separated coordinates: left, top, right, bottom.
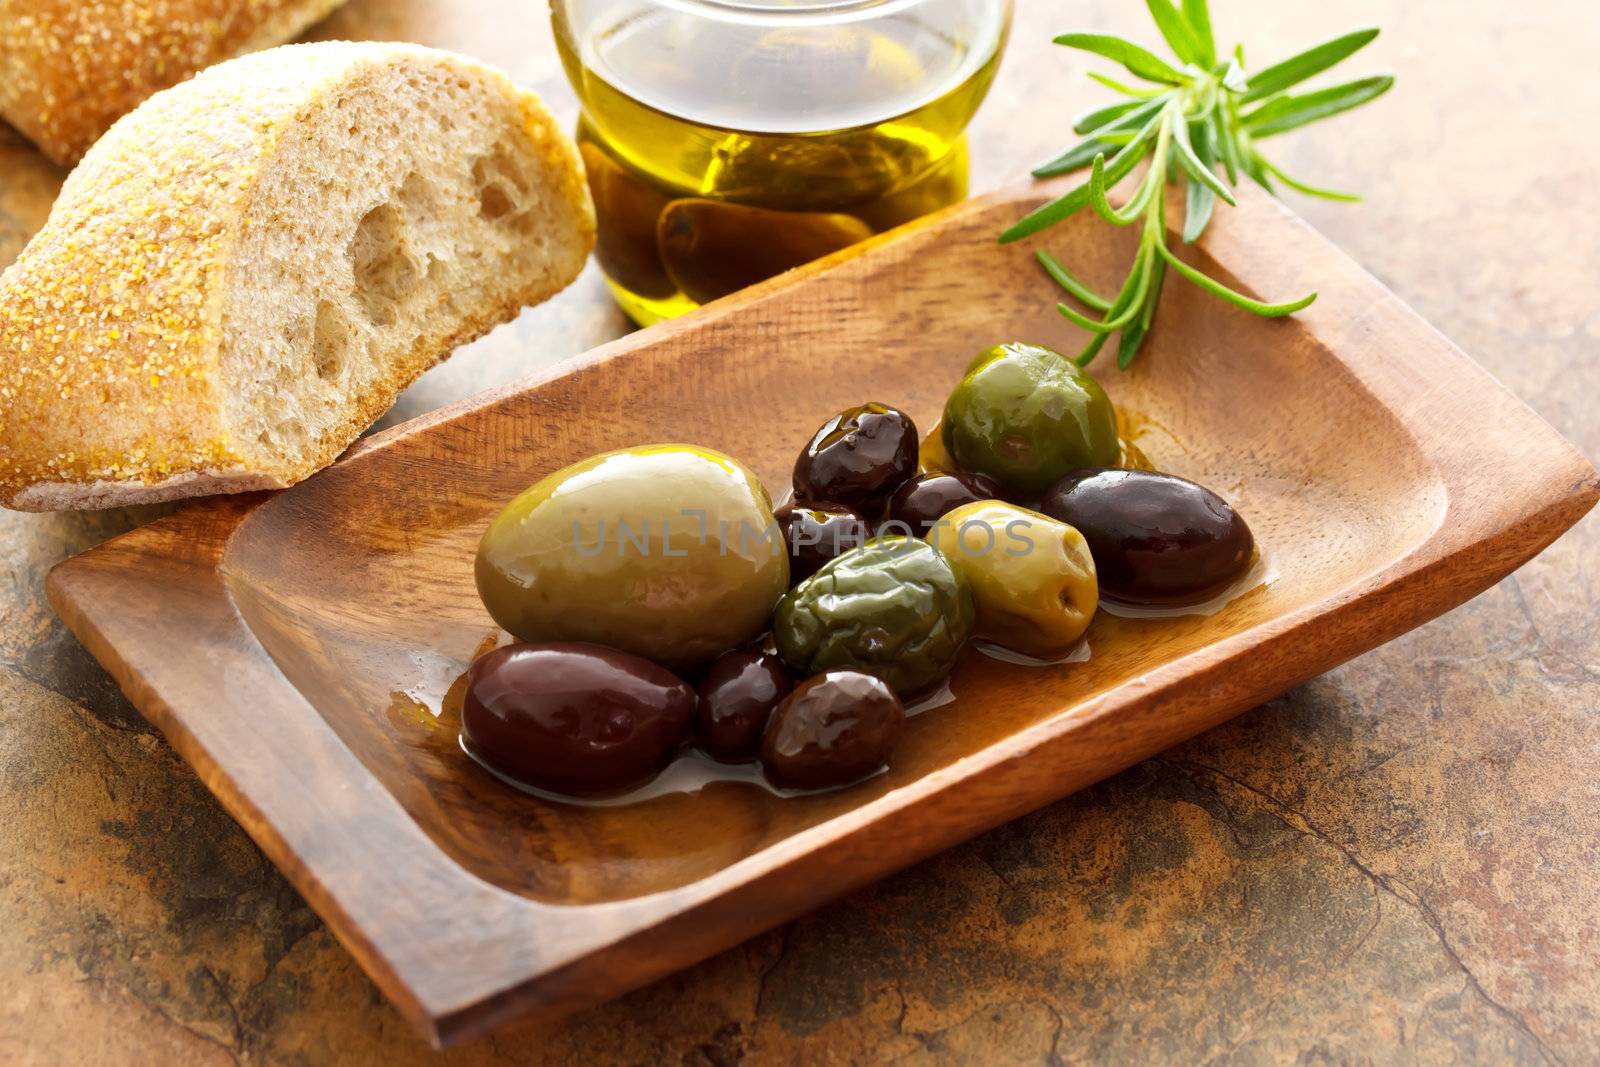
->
9, 470, 286, 511
0, 41, 595, 512
0, 0, 350, 165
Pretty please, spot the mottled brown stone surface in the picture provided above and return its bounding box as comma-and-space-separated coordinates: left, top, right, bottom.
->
2, 1, 1597, 1063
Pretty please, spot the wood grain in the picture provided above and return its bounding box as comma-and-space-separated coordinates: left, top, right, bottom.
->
44, 178, 1597, 1045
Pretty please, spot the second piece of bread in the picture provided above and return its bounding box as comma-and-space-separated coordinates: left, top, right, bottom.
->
0, 41, 595, 511
0, 0, 352, 165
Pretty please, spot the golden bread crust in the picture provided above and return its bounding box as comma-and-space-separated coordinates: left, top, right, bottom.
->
0, 0, 349, 165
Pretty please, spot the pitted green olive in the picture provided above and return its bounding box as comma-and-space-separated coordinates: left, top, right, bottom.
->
475, 445, 789, 670
942, 342, 1120, 497
773, 537, 974, 695
927, 501, 1098, 658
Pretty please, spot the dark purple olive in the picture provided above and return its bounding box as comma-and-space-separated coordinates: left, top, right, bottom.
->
886, 471, 1001, 537
774, 501, 868, 583
462, 642, 695, 795
793, 403, 918, 517
761, 670, 905, 790
696, 646, 794, 762
1039, 468, 1254, 603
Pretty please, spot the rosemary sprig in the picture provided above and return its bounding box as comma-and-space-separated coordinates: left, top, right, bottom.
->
1004, 2, 1394, 368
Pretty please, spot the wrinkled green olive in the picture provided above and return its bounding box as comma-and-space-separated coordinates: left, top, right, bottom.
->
927, 501, 1098, 658
773, 537, 973, 696
475, 445, 789, 670
942, 342, 1120, 496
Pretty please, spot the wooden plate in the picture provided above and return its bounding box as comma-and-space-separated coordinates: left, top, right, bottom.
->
46, 182, 1598, 1047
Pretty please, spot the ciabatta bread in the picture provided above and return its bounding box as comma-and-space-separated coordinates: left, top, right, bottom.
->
0, 41, 594, 511
0, 0, 351, 165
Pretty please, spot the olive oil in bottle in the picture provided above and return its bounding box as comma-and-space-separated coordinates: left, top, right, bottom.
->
553, 0, 1012, 325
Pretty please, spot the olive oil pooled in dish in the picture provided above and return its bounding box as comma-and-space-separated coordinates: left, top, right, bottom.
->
553, 0, 1011, 324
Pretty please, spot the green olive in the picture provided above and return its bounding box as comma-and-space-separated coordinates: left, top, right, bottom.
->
475, 445, 789, 670
773, 537, 974, 696
926, 501, 1097, 658
941, 342, 1120, 497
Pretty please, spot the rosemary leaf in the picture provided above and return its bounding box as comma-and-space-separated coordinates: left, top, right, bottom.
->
1183, 123, 1218, 242
1170, 112, 1235, 205
1117, 319, 1149, 370
1003, 116, 1160, 242
1241, 27, 1380, 102
1141, 256, 1167, 329
1032, 138, 1117, 178
1073, 100, 1144, 135
1053, 33, 1185, 84
1219, 55, 1248, 94
1074, 331, 1113, 368
1252, 154, 1362, 202
1088, 153, 1147, 226
1209, 108, 1241, 184
1244, 75, 1395, 137
1086, 71, 1162, 97
1155, 242, 1316, 316
1036, 250, 1112, 311
1180, 0, 1217, 67
1145, 0, 1206, 66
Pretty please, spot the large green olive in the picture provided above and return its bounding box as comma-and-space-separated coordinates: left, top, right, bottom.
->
927, 501, 1098, 658
773, 537, 974, 696
475, 445, 789, 670
942, 342, 1120, 497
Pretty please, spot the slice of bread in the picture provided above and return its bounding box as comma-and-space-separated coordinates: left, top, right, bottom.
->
0, 41, 595, 511
0, 0, 350, 165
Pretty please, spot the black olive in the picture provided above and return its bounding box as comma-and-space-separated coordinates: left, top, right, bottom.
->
1040, 468, 1254, 602
696, 646, 794, 762
775, 500, 868, 583
761, 670, 905, 789
462, 643, 695, 795
793, 403, 918, 517
885, 471, 1001, 537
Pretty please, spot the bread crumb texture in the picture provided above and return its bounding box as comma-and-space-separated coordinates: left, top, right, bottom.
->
0, 0, 349, 164
0, 41, 595, 510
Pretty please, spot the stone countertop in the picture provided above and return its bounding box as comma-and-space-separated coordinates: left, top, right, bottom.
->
2, 1, 1596, 1063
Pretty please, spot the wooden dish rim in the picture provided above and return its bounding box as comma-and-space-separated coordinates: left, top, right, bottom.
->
44, 181, 1599, 1046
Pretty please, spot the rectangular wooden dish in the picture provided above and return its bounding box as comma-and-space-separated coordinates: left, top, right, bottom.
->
46, 182, 1598, 1047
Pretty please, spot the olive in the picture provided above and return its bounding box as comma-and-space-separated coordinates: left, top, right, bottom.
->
942, 342, 1120, 497
761, 670, 905, 789
1039, 468, 1254, 602
917, 416, 958, 475
793, 403, 918, 517
696, 646, 794, 762
927, 501, 1098, 658
886, 471, 1001, 537
774, 537, 974, 696
849, 141, 969, 232
775, 501, 869, 584
578, 133, 675, 300
658, 199, 872, 305
475, 445, 789, 670
462, 643, 695, 795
